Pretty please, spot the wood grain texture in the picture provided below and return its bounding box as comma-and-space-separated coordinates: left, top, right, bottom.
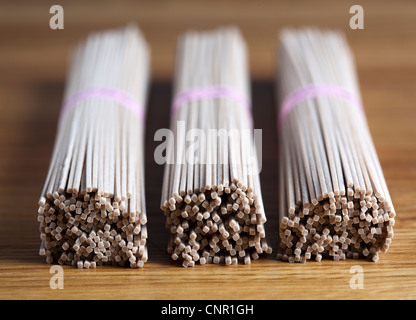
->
1, 0, 416, 300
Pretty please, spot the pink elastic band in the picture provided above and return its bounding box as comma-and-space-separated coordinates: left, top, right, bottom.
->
60, 88, 144, 123
172, 86, 252, 124
278, 84, 364, 128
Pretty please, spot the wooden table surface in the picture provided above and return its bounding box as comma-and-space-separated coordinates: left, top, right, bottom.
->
1, 0, 416, 300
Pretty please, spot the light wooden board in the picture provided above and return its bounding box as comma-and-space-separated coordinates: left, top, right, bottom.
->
0, 0, 415, 300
